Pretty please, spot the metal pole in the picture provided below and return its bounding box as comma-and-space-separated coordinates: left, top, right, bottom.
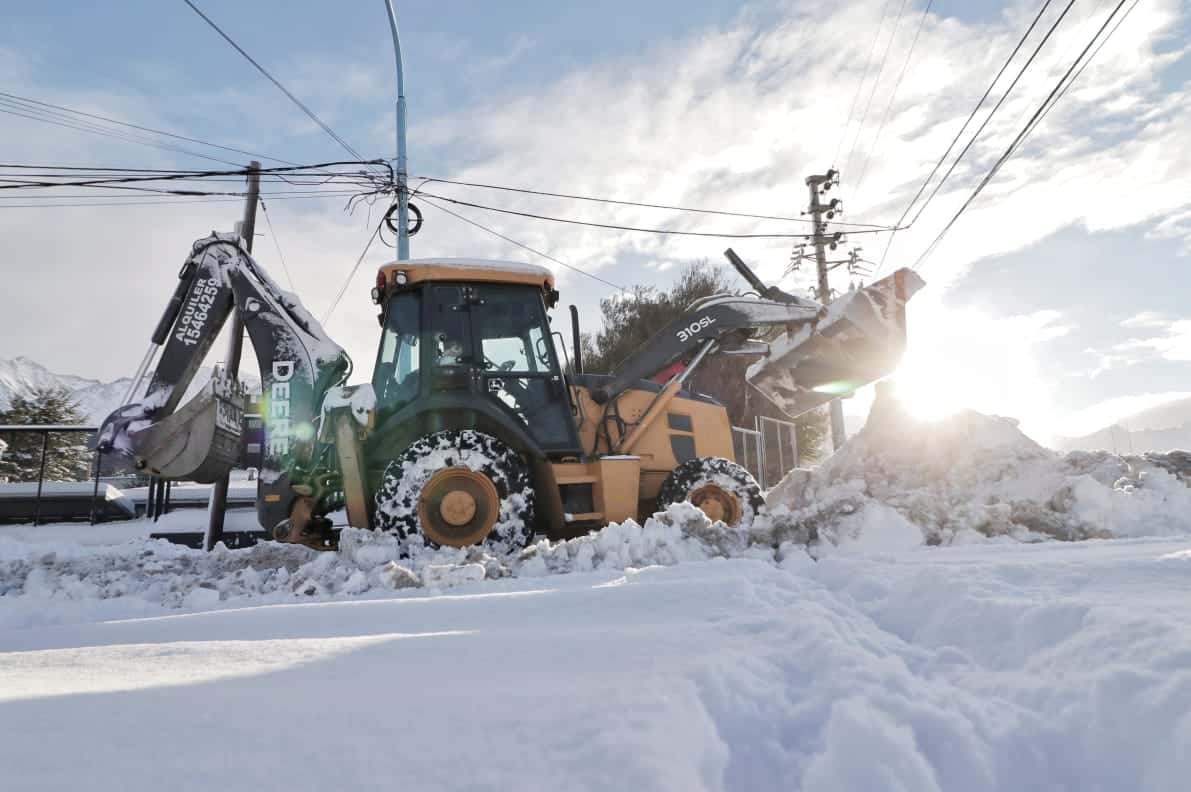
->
205, 161, 260, 551
33, 431, 49, 526
89, 446, 102, 525
154, 477, 166, 523
807, 174, 847, 452
383, 0, 411, 261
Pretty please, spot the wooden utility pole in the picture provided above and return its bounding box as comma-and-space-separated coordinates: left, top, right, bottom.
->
204, 161, 260, 551
805, 169, 848, 452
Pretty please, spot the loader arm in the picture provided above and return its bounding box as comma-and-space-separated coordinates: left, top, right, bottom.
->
98, 232, 352, 533
595, 249, 924, 421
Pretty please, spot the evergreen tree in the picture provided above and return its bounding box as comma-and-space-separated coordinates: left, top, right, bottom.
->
580, 261, 829, 467
0, 386, 91, 483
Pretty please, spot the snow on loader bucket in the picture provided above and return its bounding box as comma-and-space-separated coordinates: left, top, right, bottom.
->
745, 268, 925, 418
106, 368, 247, 483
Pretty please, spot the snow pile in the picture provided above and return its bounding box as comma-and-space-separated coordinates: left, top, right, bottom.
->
0, 503, 756, 628
766, 396, 1191, 547
5, 533, 1191, 792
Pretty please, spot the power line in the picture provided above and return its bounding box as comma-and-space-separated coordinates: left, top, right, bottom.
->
0, 101, 243, 168
904, 0, 1076, 228
842, 0, 911, 181
419, 196, 628, 293
258, 199, 297, 291
0, 192, 362, 209
852, 0, 935, 201
414, 175, 892, 229
415, 190, 897, 239
414, 176, 890, 228
182, 0, 366, 162
912, 0, 1132, 271
833, 0, 896, 167
321, 219, 384, 325
0, 159, 388, 190
0, 189, 360, 200
876, 0, 1059, 273
0, 91, 297, 166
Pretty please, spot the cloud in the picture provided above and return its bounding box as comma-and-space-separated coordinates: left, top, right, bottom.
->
1121, 310, 1171, 328
1117, 318, 1191, 362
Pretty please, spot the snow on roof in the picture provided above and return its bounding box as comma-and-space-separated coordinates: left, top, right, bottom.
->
385, 258, 554, 279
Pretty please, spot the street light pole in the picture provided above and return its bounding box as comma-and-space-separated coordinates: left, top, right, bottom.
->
382, 0, 411, 261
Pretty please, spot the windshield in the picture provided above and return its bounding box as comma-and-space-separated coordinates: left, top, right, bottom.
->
373, 290, 422, 408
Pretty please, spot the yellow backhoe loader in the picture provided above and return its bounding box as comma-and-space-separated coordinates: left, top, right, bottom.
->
99, 232, 922, 551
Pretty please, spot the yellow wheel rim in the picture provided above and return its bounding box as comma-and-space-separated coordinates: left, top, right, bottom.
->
417, 466, 500, 547
688, 482, 741, 526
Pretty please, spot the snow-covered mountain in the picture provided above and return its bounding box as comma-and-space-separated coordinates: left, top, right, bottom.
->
0, 357, 135, 424
1054, 396, 1191, 453
0, 356, 260, 424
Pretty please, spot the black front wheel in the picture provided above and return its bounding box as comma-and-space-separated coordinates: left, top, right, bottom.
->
373, 430, 535, 555
657, 456, 764, 527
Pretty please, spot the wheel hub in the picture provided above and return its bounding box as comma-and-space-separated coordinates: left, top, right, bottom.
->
688, 483, 741, 526
440, 490, 477, 526
417, 467, 499, 547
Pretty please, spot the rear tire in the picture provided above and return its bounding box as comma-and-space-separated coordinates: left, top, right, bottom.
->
374, 430, 535, 555
657, 456, 764, 527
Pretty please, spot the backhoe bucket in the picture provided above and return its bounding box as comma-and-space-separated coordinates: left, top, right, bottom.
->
126, 372, 246, 483
746, 268, 925, 418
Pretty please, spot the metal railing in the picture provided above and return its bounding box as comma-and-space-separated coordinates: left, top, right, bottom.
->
731, 425, 763, 483
0, 424, 174, 525
754, 415, 801, 490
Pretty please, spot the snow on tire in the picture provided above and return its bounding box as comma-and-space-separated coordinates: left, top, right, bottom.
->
657, 456, 765, 527
374, 430, 535, 555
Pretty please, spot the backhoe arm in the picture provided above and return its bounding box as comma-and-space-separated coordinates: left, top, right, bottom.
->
99, 232, 352, 532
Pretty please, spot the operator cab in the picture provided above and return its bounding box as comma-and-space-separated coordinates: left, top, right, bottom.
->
372, 258, 578, 453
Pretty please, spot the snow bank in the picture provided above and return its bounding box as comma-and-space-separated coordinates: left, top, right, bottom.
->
765, 395, 1191, 549
4, 533, 1191, 792
0, 503, 756, 629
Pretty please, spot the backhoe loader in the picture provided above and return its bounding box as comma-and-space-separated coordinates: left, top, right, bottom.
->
99, 231, 922, 551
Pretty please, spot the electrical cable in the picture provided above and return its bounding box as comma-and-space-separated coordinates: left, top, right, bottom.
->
413, 176, 892, 229
258, 199, 297, 291
851, 0, 935, 201
911, 0, 1132, 271
182, 0, 366, 162
0, 90, 297, 166
0, 159, 388, 190
0, 193, 362, 209
415, 190, 896, 239
875, 0, 1057, 272
0, 103, 243, 167
419, 196, 628, 293
320, 219, 384, 325
904, 0, 1076, 228
833, 0, 896, 167
842, 0, 911, 182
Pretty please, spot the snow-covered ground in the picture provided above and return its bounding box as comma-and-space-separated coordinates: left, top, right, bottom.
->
3, 400, 1191, 791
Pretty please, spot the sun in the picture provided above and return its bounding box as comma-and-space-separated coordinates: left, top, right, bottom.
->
891, 355, 968, 422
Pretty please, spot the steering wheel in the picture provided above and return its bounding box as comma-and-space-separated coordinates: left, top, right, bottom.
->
484, 354, 517, 372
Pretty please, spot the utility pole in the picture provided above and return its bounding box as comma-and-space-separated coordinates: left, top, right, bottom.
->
805, 168, 848, 452
205, 161, 260, 551
383, 0, 411, 261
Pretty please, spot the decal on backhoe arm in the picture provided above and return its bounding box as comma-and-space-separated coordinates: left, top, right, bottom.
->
174, 276, 220, 346
676, 315, 717, 343
268, 361, 295, 456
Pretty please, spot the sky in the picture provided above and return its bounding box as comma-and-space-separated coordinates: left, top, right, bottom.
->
0, 0, 1188, 443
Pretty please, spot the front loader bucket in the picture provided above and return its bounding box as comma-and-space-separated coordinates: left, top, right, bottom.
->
127, 373, 246, 483
746, 268, 925, 418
